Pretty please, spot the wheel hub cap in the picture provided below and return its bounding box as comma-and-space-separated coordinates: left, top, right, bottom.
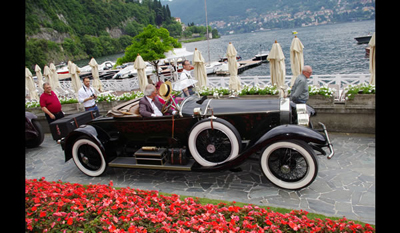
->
280, 165, 291, 174
82, 156, 89, 165
207, 144, 216, 153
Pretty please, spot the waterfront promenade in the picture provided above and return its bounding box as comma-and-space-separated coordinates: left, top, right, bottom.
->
26, 132, 375, 224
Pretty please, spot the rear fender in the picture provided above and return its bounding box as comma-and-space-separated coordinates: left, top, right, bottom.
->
63, 125, 106, 162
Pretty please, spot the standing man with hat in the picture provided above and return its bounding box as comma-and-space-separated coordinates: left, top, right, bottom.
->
78, 77, 99, 112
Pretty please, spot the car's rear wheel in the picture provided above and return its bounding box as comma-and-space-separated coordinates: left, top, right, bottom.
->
26, 119, 44, 148
72, 136, 107, 177
260, 140, 318, 190
188, 118, 241, 167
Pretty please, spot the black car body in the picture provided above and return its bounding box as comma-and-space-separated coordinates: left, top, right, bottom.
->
61, 95, 334, 190
25, 112, 44, 148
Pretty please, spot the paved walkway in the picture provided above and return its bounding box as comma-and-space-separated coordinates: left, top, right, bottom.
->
25, 132, 375, 224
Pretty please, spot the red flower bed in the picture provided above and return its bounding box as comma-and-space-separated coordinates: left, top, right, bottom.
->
26, 178, 374, 232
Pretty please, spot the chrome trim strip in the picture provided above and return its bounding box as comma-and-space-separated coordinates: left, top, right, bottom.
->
179, 96, 196, 117
203, 99, 213, 115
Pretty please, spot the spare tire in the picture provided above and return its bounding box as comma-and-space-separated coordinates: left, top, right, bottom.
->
188, 118, 242, 167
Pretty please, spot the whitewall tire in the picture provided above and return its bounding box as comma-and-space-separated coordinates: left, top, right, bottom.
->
260, 140, 318, 190
72, 137, 107, 177
188, 118, 241, 167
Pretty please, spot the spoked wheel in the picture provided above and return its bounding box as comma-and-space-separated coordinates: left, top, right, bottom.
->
72, 136, 107, 177
188, 118, 242, 167
260, 140, 318, 190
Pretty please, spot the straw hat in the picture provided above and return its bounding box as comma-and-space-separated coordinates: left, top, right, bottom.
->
159, 81, 172, 100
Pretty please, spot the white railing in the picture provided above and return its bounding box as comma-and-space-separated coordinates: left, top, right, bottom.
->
59, 79, 139, 92
207, 74, 371, 89
58, 74, 370, 93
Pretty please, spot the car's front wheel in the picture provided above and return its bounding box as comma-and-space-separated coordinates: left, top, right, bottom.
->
260, 140, 318, 190
72, 136, 107, 177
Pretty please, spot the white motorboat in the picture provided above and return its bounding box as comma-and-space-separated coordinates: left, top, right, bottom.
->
252, 50, 269, 62
205, 61, 223, 74
112, 62, 158, 79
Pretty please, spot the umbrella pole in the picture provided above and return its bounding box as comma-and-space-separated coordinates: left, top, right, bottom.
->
204, 0, 211, 64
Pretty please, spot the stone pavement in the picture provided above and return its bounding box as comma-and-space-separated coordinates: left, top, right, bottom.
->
25, 132, 375, 224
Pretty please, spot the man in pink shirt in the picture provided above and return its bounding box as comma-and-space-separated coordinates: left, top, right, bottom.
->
39, 83, 64, 124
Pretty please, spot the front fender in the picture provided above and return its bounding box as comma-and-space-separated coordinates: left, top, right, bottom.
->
63, 125, 106, 162
192, 124, 326, 172
254, 124, 326, 146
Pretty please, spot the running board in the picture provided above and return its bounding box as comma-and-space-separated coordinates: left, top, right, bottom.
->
109, 157, 195, 171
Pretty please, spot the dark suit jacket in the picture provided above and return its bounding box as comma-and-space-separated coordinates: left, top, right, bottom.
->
139, 96, 172, 117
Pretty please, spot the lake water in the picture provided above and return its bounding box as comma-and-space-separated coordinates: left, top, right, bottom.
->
76, 20, 375, 76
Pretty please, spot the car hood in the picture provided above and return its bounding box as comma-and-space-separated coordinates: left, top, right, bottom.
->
181, 96, 280, 116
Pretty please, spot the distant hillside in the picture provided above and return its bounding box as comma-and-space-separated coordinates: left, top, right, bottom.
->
25, 0, 180, 69
163, 0, 375, 34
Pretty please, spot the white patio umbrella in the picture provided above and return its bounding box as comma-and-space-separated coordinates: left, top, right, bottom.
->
34, 64, 44, 89
227, 42, 240, 92
368, 32, 375, 85
25, 67, 38, 100
43, 65, 51, 84
49, 62, 61, 89
267, 40, 286, 90
68, 61, 82, 93
134, 54, 148, 92
290, 36, 304, 87
89, 57, 103, 92
193, 48, 207, 89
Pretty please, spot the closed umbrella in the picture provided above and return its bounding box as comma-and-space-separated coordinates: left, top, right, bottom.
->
267, 40, 286, 90
134, 54, 148, 92
43, 65, 51, 84
193, 48, 207, 89
89, 57, 103, 92
368, 32, 375, 85
35, 64, 44, 89
49, 62, 61, 89
290, 36, 304, 87
68, 61, 82, 93
227, 42, 240, 92
25, 67, 38, 100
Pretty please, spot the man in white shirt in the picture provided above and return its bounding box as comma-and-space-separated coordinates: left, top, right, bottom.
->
78, 77, 99, 112
139, 84, 176, 117
179, 60, 194, 97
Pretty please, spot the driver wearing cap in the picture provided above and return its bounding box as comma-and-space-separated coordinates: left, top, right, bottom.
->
139, 84, 177, 117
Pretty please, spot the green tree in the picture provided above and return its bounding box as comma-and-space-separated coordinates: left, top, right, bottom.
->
117, 24, 181, 80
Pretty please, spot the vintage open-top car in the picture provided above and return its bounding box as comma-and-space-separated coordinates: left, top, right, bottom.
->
60, 82, 334, 190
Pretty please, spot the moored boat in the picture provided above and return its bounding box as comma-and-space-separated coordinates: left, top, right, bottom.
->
354, 35, 372, 44
252, 50, 269, 62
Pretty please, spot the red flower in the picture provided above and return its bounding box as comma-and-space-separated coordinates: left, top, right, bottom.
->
25, 179, 375, 233
67, 217, 73, 225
